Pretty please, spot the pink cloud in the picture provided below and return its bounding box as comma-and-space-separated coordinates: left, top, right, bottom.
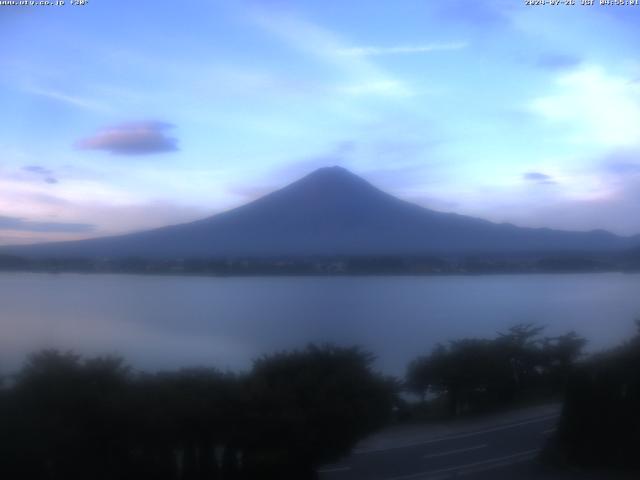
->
76, 121, 178, 155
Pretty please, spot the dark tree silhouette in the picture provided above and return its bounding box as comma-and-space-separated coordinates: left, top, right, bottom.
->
540, 331, 587, 394
129, 367, 241, 480
554, 322, 640, 470
242, 344, 397, 479
0, 350, 132, 479
406, 324, 586, 418
0, 345, 396, 479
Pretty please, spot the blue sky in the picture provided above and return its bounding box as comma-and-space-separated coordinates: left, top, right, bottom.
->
1, 0, 640, 244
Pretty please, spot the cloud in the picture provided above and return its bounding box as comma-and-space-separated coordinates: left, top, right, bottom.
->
406, 194, 461, 212
528, 65, 640, 149
63, 202, 208, 236
601, 150, 640, 175
23, 86, 111, 113
536, 54, 582, 71
76, 121, 179, 155
470, 150, 640, 236
226, 184, 275, 202
22, 165, 58, 184
607, 163, 640, 175
0, 186, 209, 245
0, 216, 95, 233
520, 178, 640, 236
364, 163, 435, 187
336, 42, 468, 57
523, 171, 556, 185
23, 166, 49, 174
249, 10, 414, 98
337, 80, 413, 97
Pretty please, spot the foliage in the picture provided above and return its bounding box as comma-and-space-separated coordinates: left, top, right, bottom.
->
406, 324, 586, 417
0, 345, 396, 480
243, 345, 395, 477
554, 322, 640, 470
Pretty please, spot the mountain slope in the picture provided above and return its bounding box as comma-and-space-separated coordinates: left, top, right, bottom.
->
4, 166, 638, 258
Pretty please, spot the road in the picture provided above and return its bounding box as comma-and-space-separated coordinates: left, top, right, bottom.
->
317, 404, 597, 480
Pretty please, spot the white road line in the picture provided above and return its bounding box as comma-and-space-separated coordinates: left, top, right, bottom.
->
455, 449, 540, 477
542, 427, 556, 435
422, 444, 487, 459
317, 466, 351, 474
385, 449, 540, 480
355, 413, 559, 454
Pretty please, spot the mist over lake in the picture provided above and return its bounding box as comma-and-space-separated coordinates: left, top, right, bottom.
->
1, 272, 639, 376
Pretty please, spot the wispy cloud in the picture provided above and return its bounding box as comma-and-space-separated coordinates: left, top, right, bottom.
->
519, 173, 640, 236
76, 121, 179, 156
535, 53, 582, 71
0, 215, 94, 233
23, 86, 111, 113
337, 80, 413, 97
0, 172, 209, 244
523, 171, 557, 185
249, 10, 415, 98
22, 165, 58, 184
600, 150, 640, 176
336, 42, 468, 57
605, 163, 640, 176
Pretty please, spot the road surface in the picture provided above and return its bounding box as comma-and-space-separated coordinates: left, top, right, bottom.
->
317, 404, 629, 480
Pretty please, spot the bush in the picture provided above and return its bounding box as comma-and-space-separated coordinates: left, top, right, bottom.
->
555, 324, 640, 470
0, 345, 397, 480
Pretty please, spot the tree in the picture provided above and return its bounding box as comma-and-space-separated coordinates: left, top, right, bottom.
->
406, 325, 587, 418
407, 339, 512, 416
129, 367, 241, 480
0, 345, 397, 479
541, 331, 587, 393
242, 344, 397, 479
554, 322, 640, 469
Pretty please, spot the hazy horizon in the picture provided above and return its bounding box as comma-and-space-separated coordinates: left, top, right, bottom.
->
5, 164, 640, 250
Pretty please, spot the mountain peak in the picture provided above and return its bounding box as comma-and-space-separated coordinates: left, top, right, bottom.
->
311, 165, 351, 174
262, 166, 391, 209
293, 165, 375, 191
3, 165, 636, 259
304, 165, 359, 180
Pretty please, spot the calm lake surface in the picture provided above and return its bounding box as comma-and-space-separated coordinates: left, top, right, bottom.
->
1, 272, 639, 376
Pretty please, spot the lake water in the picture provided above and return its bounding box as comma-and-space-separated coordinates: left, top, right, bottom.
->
1, 272, 639, 376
